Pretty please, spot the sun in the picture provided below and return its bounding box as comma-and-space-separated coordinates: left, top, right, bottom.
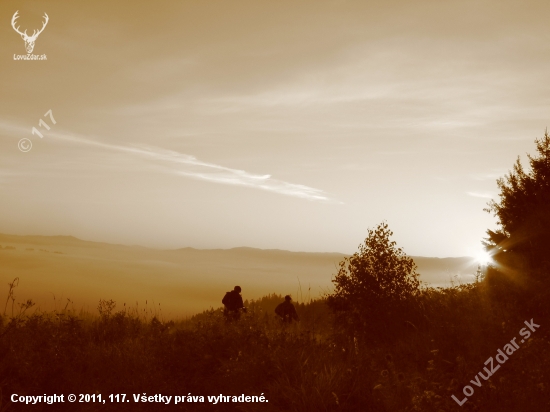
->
476, 250, 492, 266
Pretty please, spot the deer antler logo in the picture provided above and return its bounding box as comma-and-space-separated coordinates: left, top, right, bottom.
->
11, 11, 49, 54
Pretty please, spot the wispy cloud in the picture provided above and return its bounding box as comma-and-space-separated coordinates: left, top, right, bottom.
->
470, 170, 508, 181
113, 143, 333, 201
466, 191, 494, 199
1, 120, 335, 203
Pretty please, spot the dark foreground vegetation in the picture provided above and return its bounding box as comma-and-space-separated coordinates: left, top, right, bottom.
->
1, 282, 549, 412
1, 133, 549, 411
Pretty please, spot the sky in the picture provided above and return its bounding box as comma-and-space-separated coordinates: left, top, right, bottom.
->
1, 0, 549, 257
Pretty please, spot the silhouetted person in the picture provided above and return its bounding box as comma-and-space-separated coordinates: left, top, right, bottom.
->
275, 295, 299, 323
222, 286, 246, 321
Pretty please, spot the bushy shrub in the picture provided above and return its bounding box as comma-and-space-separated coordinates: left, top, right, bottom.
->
327, 222, 420, 341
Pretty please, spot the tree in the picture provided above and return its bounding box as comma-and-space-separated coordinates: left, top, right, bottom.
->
484, 130, 550, 279
327, 222, 420, 339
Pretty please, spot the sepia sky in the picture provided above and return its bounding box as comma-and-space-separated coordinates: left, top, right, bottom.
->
1, 0, 549, 257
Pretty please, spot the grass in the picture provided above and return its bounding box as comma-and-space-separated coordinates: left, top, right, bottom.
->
1, 280, 549, 411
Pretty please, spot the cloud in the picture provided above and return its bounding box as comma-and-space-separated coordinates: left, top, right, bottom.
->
466, 191, 494, 199
470, 171, 507, 181
110, 143, 334, 202
0, 120, 335, 203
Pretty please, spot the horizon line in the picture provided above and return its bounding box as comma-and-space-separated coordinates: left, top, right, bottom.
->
0, 231, 477, 259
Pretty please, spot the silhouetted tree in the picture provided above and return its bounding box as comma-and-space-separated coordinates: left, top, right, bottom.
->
327, 222, 420, 340
484, 130, 550, 279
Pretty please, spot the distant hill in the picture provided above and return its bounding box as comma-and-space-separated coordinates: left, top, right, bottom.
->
0, 233, 478, 318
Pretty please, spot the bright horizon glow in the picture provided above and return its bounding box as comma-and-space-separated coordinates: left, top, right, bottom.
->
475, 250, 492, 266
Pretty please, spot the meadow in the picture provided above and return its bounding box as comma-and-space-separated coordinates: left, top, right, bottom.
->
1, 275, 548, 411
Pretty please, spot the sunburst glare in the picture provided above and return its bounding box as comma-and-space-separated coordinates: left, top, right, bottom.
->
476, 250, 492, 265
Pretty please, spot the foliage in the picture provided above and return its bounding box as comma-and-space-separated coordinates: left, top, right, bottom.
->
1, 281, 549, 411
327, 222, 420, 339
484, 130, 550, 279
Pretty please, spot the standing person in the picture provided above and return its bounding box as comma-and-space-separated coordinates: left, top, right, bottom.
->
222, 286, 246, 321
275, 295, 299, 324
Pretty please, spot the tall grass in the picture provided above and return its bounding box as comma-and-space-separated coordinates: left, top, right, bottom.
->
0, 281, 548, 411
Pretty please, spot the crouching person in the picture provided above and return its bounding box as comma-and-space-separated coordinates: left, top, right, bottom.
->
275, 295, 299, 324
